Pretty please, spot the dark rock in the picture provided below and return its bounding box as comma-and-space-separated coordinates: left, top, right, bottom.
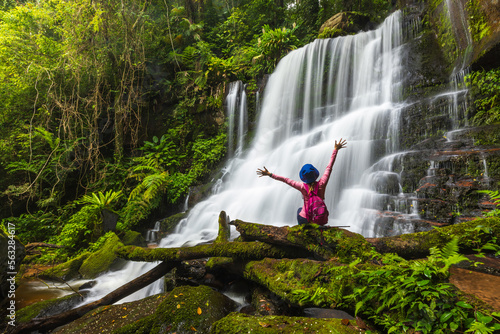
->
121, 230, 147, 247
78, 280, 97, 291
303, 307, 354, 320
101, 209, 119, 232
16, 292, 86, 325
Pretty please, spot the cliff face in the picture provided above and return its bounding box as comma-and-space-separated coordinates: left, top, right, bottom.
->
390, 0, 500, 228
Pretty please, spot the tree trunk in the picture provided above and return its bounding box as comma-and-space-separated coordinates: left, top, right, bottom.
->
12, 261, 178, 334
116, 240, 309, 263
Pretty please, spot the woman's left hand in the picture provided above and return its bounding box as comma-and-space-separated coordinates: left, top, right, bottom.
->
335, 138, 347, 150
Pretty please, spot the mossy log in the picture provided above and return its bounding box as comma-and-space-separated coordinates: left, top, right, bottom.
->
116, 241, 309, 263
232, 217, 500, 260
366, 217, 500, 259
11, 261, 178, 334
230, 220, 374, 262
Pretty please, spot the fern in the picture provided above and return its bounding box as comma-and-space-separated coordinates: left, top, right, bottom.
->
478, 190, 500, 206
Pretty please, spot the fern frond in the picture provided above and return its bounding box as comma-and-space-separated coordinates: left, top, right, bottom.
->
441, 237, 459, 259
477, 190, 500, 205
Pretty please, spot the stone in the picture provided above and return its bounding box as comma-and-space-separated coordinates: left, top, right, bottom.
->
318, 12, 371, 38
121, 230, 147, 247
115, 285, 237, 334
79, 233, 125, 279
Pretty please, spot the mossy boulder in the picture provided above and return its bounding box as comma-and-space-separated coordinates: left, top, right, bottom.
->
159, 212, 188, 233
52, 293, 167, 334
16, 292, 85, 325
40, 252, 90, 281
211, 313, 368, 334
79, 233, 125, 279
243, 258, 364, 308
121, 230, 147, 247
115, 285, 237, 334
318, 12, 372, 38
0, 227, 25, 303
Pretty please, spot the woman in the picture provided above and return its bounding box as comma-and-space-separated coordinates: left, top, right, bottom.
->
257, 138, 347, 225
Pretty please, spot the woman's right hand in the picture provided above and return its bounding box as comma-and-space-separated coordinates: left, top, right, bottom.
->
257, 166, 272, 177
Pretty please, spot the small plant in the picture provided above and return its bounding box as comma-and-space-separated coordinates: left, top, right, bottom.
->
342, 238, 500, 333
77, 189, 122, 212
478, 190, 500, 217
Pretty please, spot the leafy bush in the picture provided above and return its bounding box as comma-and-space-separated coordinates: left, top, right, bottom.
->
343, 239, 500, 333
1, 212, 58, 244
466, 69, 500, 125
478, 190, 500, 217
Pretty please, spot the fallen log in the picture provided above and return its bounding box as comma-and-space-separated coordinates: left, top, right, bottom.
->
366, 217, 500, 259
25, 242, 64, 255
11, 261, 178, 334
230, 219, 373, 262
230, 217, 500, 260
116, 240, 310, 262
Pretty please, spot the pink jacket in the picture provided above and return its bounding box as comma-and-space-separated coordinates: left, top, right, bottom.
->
271, 148, 339, 218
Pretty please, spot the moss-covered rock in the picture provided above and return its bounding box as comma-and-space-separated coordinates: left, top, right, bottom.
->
16, 292, 85, 325
121, 230, 147, 247
52, 293, 167, 334
115, 285, 237, 334
159, 212, 187, 233
79, 233, 125, 279
318, 12, 372, 38
243, 258, 363, 308
210, 312, 367, 334
39, 252, 90, 281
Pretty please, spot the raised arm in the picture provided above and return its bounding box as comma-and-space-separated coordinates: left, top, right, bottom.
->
257, 166, 303, 191
318, 138, 347, 187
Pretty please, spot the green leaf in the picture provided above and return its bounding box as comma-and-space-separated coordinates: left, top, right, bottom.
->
355, 301, 363, 315
440, 311, 454, 322
456, 301, 473, 309
417, 279, 430, 287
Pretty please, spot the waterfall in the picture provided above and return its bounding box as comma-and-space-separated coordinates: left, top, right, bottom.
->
226, 81, 248, 157
161, 10, 405, 247
79, 10, 422, 305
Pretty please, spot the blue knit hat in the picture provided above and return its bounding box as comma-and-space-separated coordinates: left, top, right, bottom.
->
299, 164, 319, 184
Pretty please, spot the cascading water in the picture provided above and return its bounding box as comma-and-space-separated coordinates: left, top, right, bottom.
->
161, 10, 405, 248
80, 9, 436, 305
226, 81, 248, 157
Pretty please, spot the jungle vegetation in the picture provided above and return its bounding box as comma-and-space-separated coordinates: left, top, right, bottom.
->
0, 0, 392, 259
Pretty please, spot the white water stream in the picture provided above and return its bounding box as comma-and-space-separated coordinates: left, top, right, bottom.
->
81, 10, 423, 305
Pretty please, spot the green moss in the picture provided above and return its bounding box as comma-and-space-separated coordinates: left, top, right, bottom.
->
115, 285, 236, 334
286, 225, 374, 263
211, 313, 365, 334
378, 217, 500, 258
16, 293, 84, 324
466, 0, 491, 43
121, 230, 147, 247
318, 27, 345, 39
40, 252, 90, 281
244, 258, 358, 308
55, 294, 167, 334
79, 233, 125, 279
159, 212, 187, 233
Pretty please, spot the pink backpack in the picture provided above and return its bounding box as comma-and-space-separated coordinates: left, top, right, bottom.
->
306, 183, 329, 225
